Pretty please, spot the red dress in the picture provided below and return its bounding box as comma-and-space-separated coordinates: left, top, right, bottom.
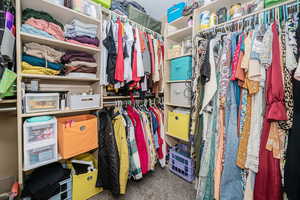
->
254, 22, 287, 200
115, 19, 124, 82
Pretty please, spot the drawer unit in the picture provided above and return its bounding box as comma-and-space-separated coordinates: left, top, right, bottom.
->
49, 177, 72, 200
68, 94, 100, 110
167, 2, 186, 23
24, 93, 60, 113
24, 143, 58, 171
170, 82, 191, 107
170, 56, 192, 81
23, 117, 57, 147
167, 111, 190, 141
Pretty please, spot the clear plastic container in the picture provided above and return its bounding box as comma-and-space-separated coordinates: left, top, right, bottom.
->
25, 93, 60, 113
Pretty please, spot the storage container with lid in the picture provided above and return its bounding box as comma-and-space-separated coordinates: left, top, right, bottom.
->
24, 93, 60, 113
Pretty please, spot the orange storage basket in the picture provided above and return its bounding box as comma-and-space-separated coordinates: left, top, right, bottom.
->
57, 114, 98, 159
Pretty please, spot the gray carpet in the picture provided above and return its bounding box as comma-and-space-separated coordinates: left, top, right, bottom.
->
89, 167, 196, 200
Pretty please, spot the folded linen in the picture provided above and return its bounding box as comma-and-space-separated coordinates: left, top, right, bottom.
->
21, 24, 55, 39
22, 54, 63, 71
22, 61, 60, 75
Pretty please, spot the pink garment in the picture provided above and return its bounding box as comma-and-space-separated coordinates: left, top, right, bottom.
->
127, 105, 149, 174
66, 39, 98, 48
25, 18, 65, 40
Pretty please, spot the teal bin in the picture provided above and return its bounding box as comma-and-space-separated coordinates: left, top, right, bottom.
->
170, 56, 192, 81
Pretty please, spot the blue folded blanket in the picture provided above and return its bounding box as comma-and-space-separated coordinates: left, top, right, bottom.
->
22, 54, 63, 71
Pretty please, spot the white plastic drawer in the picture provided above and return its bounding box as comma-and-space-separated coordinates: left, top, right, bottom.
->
25, 93, 60, 113
24, 143, 58, 171
23, 118, 57, 147
69, 94, 100, 110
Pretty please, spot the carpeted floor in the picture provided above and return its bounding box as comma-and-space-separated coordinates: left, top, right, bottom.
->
89, 167, 196, 200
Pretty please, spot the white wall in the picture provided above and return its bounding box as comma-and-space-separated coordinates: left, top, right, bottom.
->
134, 0, 184, 20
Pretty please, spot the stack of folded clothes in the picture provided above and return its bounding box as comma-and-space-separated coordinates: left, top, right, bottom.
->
22, 42, 64, 75
61, 50, 97, 79
64, 19, 99, 48
21, 8, 65, 40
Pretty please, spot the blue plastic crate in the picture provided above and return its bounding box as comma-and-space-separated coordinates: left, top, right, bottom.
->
169, 148, 195, 182
167, 2, 186, 23
170, 56, 192, 81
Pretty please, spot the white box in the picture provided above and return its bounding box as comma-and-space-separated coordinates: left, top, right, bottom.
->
23, 117, 57, 148
69, 94, 100, 110
170, 82, 192, 106
24, 143, 58, 171
25, 93, 60, 113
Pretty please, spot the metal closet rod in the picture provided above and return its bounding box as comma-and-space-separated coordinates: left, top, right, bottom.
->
0, 107, 16, 112
104, 95, 163, 105
198, 0, 300, 33
105, 8, 163, 37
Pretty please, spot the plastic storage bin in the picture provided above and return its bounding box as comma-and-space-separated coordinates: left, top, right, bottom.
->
24, 143, 58, 171
127, 5, 149, 27
23, 117, 57, 146
167, 110, 190, 141
170, 56, 192, 81
24, 93, 60, 113
49, 177, 72, 200
57, 114, 98, 159
72, 0, 100, 18
167, 2, 186, 23
69, 94, 100, 110
170, 82, 191, 107
67, 154, 102, 200
92, 0, 111, 8
169, 147, 195, 182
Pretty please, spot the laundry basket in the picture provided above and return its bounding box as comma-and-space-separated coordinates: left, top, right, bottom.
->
169, 147, 194, 182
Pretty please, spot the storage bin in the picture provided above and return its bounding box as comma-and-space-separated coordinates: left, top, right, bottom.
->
67, 154, 102, 200
146, 16, 162, 33
23, 117, 57, 146
127, 5, 149, 27
57, 114, 98, 159
169, 147, 195, 182
69, 94, 100, 110
170, 82, 191, 107
167, 111, 190, 141
49, 177, 72, 200
24, 143, 58, 171
92, 0, 111, 8
168, 45, 182, 60
72, 0, 100, 18
167, 2, 186, 23
170, 56, 192, 81
47, 0, 64, 6
24, 93, 60, 113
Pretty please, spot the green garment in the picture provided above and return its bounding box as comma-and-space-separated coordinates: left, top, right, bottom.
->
0, 68, 16, 98
22, 8, 64, 29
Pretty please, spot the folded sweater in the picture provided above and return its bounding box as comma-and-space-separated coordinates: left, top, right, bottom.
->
22, 54, 63, 71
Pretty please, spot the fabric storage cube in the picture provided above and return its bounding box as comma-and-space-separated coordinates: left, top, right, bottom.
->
167, 110, 190, 141
127, 5, 149, 27
24, 143, 58, 171
167, 2, 186, 23
23, 116, 57, 147
24, 93, 60, 113
170, 56, 192, 81
69, 94, 100, 110
49, 177, 72, 200
67, 154, 102, 200
170, 82, 191, 107
57, 114, 98, 159
92, 0, 111, 8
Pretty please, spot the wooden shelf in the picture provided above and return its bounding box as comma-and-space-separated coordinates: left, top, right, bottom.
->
167, 53, 192, 61
0, 99, 17, 104
167, 26, 193, 42
168, 15, 193, 29
21, 32, 100, 54
21, 107, 101, 118
22, 0, 101, 25
166, 80, 191, 83
21, 74, 100, 82
165, 103, 191, 109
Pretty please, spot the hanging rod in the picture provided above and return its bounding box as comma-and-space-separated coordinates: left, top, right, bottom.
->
0, 107, 17, 112
198, 0, 300, 34
101, 7, 163, 37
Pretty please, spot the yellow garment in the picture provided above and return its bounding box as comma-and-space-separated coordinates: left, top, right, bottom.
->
113, 115, 129, 194
22, 61, 60, 75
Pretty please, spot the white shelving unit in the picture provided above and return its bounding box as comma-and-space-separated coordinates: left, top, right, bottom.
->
16, 0, 102, 184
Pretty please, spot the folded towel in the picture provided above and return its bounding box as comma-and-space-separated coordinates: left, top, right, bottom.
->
22, 54, 63, 71
21, 24, 55, 39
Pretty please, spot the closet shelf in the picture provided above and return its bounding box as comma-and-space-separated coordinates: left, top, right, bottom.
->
22, 0, 101, 25
167, 26, 193, 42
166, 80, 191, 83
21, 32, 101, 54
167, 53, 192, 61
21, 107, 101, 118
165, 103, 191, 108
168, 14, 193, 29
21, 74, 100, 82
